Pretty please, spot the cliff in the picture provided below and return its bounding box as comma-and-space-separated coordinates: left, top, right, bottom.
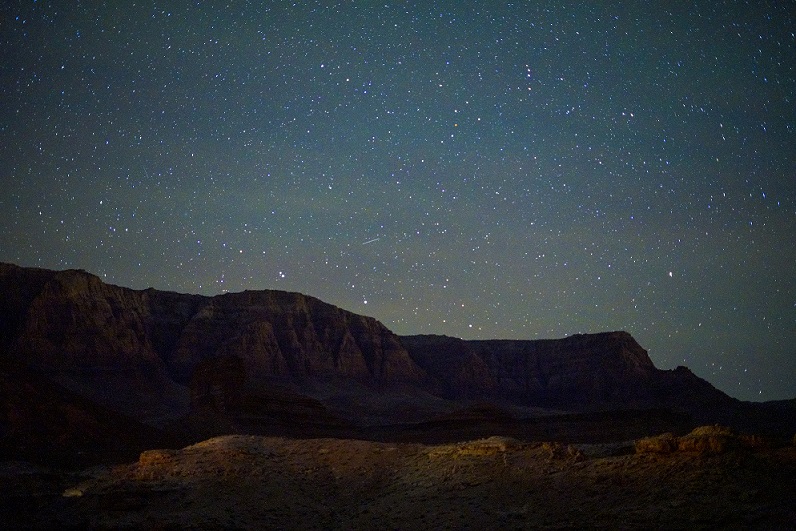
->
0, 263, 427, 422
400, 333, 732, 412
401, 333, 654, 407
0, 263, 735, 419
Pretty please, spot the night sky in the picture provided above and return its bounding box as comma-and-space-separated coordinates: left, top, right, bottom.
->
2, 2, 794, 401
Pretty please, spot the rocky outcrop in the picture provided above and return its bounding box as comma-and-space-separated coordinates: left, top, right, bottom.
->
634, 425, 769, 455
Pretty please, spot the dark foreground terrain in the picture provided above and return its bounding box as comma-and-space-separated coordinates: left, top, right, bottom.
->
2, 426, 794, 529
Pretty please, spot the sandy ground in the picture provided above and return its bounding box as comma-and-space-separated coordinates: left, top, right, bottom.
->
4, 429, 794, 529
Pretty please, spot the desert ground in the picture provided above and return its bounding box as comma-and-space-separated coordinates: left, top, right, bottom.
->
3, 426, 794, 529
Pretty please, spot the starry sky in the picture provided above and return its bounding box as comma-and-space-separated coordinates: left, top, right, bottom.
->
2, 2, 794, 401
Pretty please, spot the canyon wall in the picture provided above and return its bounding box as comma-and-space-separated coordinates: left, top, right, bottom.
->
0, 263, 733, 424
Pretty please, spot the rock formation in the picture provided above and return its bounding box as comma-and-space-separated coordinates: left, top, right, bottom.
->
402, 332, 656, 406
0, 263, 428, 423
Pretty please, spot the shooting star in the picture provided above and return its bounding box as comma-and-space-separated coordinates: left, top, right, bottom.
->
362, 238, 380, 245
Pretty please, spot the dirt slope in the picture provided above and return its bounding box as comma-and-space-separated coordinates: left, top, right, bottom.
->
6, 429, 794, 529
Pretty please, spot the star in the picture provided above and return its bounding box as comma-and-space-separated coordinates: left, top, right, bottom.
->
0, 1, 793, 401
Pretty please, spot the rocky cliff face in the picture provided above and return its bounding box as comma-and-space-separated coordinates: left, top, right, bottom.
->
164, 289, 427, 386
0, 263, 736, 429
400, 333, 732, 411
0, 263, 429, 423
401, 333, 655, 407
